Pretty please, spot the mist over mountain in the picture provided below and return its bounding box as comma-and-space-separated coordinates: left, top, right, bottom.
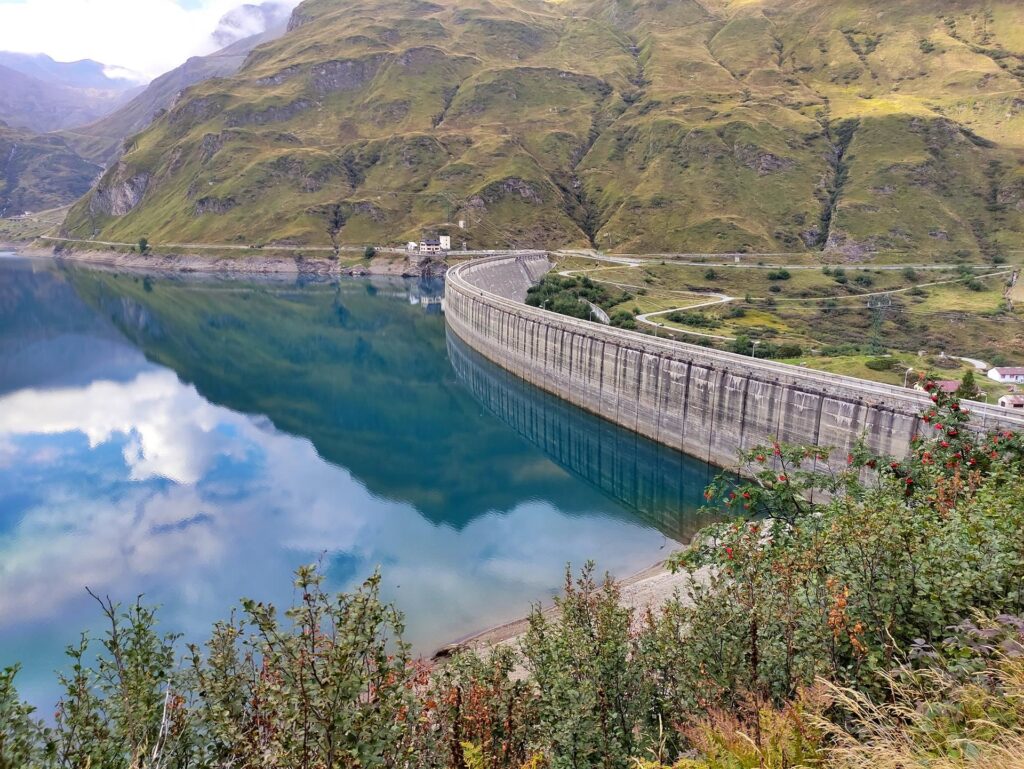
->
0, 52, 142, 92
210, 2, 296, 49
0, 63, 139, 134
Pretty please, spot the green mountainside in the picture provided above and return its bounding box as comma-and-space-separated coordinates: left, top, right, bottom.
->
64, 0, 1024, 256
0, 122, 101, 217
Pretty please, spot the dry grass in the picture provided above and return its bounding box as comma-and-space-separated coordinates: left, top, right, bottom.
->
818, 660, 1024, 769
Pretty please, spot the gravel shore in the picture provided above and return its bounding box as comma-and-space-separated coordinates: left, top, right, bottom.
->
435, 560, 704, 660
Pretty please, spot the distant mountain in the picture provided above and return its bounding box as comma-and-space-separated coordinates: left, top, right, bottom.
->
62, 0, 1024, 256
0, 121, 101, 216
0, 64, 122, 133
63, 25, 288, 167
0, 52, 141, 92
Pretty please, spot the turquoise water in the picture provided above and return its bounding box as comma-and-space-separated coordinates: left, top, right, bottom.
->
0, 254, 720, 708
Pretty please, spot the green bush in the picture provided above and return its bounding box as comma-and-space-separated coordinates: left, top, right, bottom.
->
853, 272, 874, 287
865, 357, 895, 371
610, 310, 637, 329
526, 275, 632, 322
666, 311, 720, 329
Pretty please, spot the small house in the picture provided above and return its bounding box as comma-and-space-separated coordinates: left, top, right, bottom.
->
999, 394, 1024, 409
418, 234, 451, 254
419, 237, 442, 254
987, 367, 1024, 384
406, 241, 418, 252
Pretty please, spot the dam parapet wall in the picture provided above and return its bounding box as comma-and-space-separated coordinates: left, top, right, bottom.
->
445, 253, 1024, 470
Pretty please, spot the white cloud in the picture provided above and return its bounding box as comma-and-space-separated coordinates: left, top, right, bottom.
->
0, 0, 295, 80
0, 369, 668, 653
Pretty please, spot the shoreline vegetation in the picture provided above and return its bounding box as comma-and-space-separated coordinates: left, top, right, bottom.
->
3, 386, 1024, 768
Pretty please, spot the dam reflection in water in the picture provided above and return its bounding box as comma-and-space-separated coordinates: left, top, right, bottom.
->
447, 329, 721, 544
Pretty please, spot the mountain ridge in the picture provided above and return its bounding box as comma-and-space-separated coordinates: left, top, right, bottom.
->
63, 0, 1024, 256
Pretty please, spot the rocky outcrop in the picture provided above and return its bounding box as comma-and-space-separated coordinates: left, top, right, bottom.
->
733, 144, 795, 175
194, 196, 238, 215
88, 163, 150, 216
474, 177, 544, 206
168, 96, 225, 128
309, 56, 387, 96
286, 10, 314, 32
199, 132, 229, 161
226, 99, 314, 126
255, 65, 302, 86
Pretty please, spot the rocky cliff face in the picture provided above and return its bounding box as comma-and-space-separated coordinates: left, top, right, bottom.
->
87, 163, 150, 217
62, 0, 1024, 257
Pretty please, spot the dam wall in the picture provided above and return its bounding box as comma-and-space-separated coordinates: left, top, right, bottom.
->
445, 253, 1024, 470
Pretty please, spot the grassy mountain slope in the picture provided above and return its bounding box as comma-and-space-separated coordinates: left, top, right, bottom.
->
0, 122, 101, 216
64, 0, 1024, 256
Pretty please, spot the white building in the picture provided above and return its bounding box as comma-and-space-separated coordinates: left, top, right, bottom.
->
419, 237, 442, 254
406, 241, 418, 251
418, 234, 451, 254
998, 394, 1024, 409
987, 367, 1024, 384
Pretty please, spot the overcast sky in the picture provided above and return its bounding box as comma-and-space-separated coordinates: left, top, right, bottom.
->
0, 0, 292, 81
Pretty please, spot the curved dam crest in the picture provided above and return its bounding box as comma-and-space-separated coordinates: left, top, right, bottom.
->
444, 253, 1024, 470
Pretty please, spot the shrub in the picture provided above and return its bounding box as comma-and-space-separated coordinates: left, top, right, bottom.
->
610, 310, 637, 329
865, 357, 895, 371
364, 245, 377, 259
704, 269, 719, 281
853, 273, 874, 287
775, 344, 803, 358
767, 269, 791, 281
666, 311, 720, 329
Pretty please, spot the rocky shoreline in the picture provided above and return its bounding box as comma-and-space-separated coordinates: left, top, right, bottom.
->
8, 242, 449, 278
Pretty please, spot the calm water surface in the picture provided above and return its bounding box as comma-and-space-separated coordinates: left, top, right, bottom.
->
0, 254, 719, 708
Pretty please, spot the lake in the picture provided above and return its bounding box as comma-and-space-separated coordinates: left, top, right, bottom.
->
0, 254, 720, 708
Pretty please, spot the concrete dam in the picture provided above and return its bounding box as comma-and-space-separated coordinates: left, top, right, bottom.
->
444, 253, 1024, 470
